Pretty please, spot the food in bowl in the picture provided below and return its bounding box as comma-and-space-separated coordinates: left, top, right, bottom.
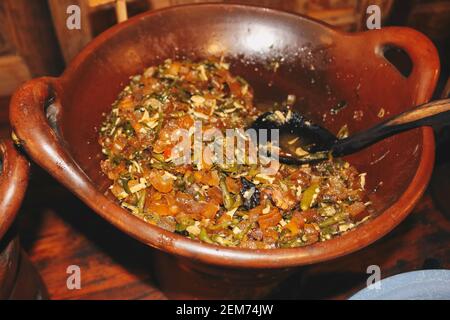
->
98, 59, 372, 249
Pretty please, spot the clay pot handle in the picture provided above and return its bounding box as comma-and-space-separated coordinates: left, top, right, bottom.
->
0, 139, 29, 240
9, 77, 99, 208
362, 26, 440, 104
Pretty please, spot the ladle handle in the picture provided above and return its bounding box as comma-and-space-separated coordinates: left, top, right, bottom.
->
332, 99, 450, 156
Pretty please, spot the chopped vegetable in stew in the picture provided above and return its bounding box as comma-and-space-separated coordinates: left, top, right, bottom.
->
98, 58, 372, 249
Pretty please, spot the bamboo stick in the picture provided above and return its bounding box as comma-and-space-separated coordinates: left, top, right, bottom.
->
115, 0, 128, 23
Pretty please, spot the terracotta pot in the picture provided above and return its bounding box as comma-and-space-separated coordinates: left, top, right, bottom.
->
0, 139, 47, 299
9, 4, 439, 299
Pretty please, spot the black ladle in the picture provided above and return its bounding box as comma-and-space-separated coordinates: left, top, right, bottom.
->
250, 99, 450, 165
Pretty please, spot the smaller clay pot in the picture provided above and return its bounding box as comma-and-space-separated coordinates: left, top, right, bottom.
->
0, 139, 47, 300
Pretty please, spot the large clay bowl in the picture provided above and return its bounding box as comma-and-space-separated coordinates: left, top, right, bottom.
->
9, 4, 439, 298
0, 139, 47, 299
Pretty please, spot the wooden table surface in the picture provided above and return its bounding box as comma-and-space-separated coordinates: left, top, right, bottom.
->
1, 97, 450, 300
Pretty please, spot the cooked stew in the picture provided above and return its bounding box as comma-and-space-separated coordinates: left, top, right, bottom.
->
99, 59, 371, 249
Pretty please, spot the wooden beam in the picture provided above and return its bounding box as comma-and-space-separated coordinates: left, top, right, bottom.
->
48, 0, 93, 64
0, 0, 64, 76
0, 55, 31, 96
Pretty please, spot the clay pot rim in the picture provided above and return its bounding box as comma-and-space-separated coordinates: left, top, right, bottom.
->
0, 139, 30, 241
10, 4, 439, 268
